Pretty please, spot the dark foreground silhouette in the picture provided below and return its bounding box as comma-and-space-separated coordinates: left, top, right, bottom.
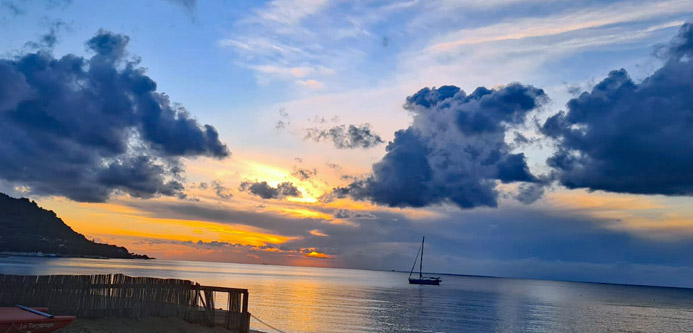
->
0, 193, 148, 259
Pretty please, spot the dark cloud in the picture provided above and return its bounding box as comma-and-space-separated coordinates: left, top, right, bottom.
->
24, 20, 70, 50
239, 181, 301, 199
334, 209, 351, 218
211, 180, 232, 199
275, 108, 290, 130
512, 131, 531, 146
566, 84, 582, 96
292, 167, 317, 180
514, 183, 545, 205
381, 36, 389, 48
98, 156, 184, 201
305, 124, 384, 149
1, 0, 24, 16
335, 84, 546, 209
542, 23, 693, 196
326, 162, 341, 170
334, 209, 376, 220
657, 23, 693, 59
308, 115, 327, 124
511, 131, 541, 149
0, 30, 229, 202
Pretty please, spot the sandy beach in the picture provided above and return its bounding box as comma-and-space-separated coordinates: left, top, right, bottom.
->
55, 317, 263, 333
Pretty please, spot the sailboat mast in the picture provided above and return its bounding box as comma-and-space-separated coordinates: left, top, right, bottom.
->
420, 236, 424, 279
409, 242, 420, 278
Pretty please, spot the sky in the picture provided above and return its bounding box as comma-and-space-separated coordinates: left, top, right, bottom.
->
1, 0, 693, 288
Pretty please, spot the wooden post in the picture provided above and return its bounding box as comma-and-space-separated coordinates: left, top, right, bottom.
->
242, 290, 248, 314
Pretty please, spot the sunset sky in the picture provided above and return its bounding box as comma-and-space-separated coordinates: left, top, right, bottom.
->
2, 0, 693, 287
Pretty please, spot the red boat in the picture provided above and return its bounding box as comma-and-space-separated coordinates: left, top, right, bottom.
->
0, 306, 76, 332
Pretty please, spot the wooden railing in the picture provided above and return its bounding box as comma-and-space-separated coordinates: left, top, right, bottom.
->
0, 274, 249, 333
196, 285, 249, 330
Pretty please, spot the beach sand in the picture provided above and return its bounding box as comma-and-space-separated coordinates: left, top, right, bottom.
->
55, 317, 264, 333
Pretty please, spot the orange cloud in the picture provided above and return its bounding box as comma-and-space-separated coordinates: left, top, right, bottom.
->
309, 229, 328, 237
547, 190, 663, 211
543, 189, 693, 240
305, 251, 330, 259
277, 207, 333, 220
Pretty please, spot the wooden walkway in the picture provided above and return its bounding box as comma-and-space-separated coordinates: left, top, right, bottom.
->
0, 274, 250, 333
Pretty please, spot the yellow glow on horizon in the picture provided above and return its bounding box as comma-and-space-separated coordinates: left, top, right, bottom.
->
97, 216, 291, 247
36, 197, 293, 249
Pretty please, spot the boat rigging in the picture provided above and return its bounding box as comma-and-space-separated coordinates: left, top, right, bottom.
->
408, 236, 442, 285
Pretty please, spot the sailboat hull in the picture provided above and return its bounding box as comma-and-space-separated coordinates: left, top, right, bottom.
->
408, 237, 442, 285
408, 277, 441, 285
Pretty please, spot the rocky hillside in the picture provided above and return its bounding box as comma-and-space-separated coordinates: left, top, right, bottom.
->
0, 193, 149, 259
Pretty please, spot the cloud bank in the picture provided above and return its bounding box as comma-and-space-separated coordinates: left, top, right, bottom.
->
0, 30, 228, 202
333, 84, 546, 209
542, 23, 693, 196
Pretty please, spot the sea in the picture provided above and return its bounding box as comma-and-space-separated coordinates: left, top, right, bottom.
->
1, 257, 693, 332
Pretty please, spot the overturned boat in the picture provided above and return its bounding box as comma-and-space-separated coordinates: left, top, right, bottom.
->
0, 305, 75, 332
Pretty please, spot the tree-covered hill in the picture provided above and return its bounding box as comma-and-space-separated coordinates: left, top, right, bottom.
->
0, 193, 149, 259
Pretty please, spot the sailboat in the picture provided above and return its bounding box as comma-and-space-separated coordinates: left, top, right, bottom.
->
408, 236, 442, 285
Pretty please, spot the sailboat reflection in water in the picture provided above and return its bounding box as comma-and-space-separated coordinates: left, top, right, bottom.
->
408, 237, 442, 285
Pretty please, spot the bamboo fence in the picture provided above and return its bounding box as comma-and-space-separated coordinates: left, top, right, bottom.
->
0, 274, 249, 333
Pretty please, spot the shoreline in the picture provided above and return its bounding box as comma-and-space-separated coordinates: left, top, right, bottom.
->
0, 252, 153, 260
55, 317, 264, 333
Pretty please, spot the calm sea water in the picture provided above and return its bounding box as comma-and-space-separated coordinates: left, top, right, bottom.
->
1, 257, 693, 332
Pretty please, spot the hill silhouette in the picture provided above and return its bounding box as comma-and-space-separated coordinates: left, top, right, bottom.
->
0, 193, 149, 259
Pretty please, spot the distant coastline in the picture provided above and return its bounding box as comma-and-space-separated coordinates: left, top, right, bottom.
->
0, 251, 152, 260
